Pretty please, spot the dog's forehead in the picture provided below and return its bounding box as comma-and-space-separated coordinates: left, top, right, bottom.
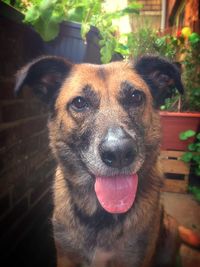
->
57, 61, 150, 105
72, 61, 147, 88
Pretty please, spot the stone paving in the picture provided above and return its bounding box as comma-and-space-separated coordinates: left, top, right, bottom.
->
162, 192, 200, 267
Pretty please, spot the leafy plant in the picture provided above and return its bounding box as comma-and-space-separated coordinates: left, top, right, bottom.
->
90, 2, 142, 63
115, 25, 185, 61
114, 26, 185, 111
157, 31, 200, 112
23, 0, 103, 42
3, 0, 142, 63
181, 36, 200, 111
154, 34, 184, 61
179, 130, 200, 176
115, 26, 158, 60
3, 0, 29, 11
114, 23, 200, 112
160, 92, 181, 111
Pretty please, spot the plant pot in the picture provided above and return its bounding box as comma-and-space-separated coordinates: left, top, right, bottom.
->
43, 21, 102, 63
160, 111, 200, 151
43, 21, 123, 64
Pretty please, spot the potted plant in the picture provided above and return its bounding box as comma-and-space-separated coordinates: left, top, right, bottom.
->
158, 29, 200, 151
2, 0, 141, 64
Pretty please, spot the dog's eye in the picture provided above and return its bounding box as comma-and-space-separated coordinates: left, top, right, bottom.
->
130, 90, 144, 106
70, 96, 89, 111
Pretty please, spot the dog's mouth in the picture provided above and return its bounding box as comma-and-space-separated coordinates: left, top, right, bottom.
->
94, 174, 138, 214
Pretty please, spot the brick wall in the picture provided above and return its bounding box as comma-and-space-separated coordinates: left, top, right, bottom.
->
0, 4, 56, 267
130, 0, 161, 31
139, 0, 161, 13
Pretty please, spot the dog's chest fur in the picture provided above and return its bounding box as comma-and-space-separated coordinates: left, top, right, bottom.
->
52, 166, 162, 267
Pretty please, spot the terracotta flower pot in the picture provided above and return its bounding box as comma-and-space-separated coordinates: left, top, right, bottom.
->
160, 111, 200, 151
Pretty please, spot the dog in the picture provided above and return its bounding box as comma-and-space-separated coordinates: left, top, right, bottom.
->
15, 55, 198, 267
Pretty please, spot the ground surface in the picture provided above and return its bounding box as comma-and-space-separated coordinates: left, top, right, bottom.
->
162, 192, 200, 267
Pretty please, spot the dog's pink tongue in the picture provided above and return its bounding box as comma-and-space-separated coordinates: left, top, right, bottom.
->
95, 174, 138, 214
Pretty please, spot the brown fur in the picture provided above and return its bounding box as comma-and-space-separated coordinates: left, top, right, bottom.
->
15, 56, 184, 267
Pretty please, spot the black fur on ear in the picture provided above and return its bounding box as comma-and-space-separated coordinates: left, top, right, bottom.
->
15, 56, 73, 104
134, 56, 184, 108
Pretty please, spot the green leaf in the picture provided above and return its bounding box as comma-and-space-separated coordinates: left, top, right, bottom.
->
196, 133, 200, 140
195, 167, 200, 176
179, 130, 196, 140
115, 43, 128, 50
34, 19, 59, 42
81, 22, 90, 39
3, 0, 11, 4
39, 0, 54, 12
100, 46, 112, 64
181, 152, 193, 162
193, 154, 200, 163
51, 8, 65, 23
24, 7, 40, 23
195, 192, 200, 201
67, 7, 84, 23
188, 143, 196, 151
189, 186, 200, 200
160, 105, 166, 110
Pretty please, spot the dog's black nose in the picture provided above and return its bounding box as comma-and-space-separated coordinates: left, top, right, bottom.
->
99, 127, 136, 169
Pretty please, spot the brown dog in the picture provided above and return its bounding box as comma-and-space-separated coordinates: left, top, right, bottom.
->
15, 56, 185, 267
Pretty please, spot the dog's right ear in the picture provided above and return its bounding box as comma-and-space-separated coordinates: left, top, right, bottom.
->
15, 56, 72, 103
134, 56, 184, 108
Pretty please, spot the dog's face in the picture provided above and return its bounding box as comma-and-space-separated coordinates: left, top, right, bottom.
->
15, 56, 183, 215
53, 62, 153, 174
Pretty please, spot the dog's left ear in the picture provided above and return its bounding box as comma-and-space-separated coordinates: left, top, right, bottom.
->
134, 56, 184, 108
15, 56, 72, 104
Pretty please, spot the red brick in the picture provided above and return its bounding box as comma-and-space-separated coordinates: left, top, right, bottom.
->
0, 130, 49, 175
0, 164, 26, 195
27, 157, 55, 187
11, 158, 54, 202
0, 79, 15, 99
0, 115, 48, 150
12, 177, 29, 203
0, 192, 10, 216
30, 174, 53, 206
27, 150, 53, 172
1, 100, 48, 123
0, 149, 52, 195
0, 190, 52, 255
0, 196, 28, 238
38, 130, 49, 147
